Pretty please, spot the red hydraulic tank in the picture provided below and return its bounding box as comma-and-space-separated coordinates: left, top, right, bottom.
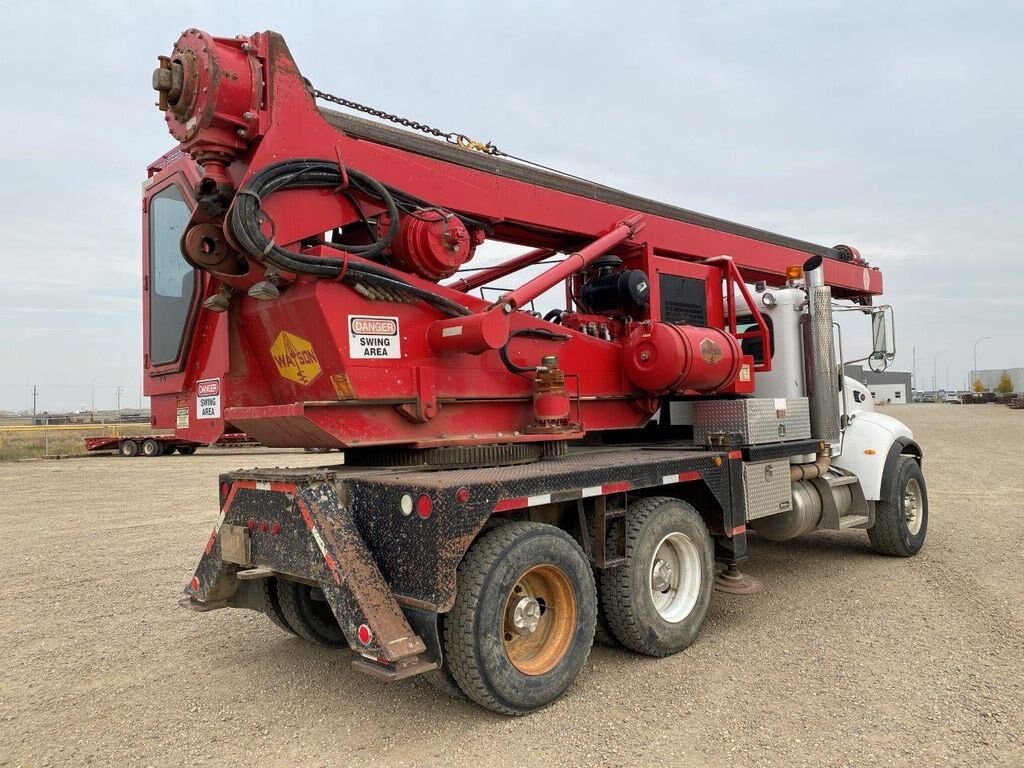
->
622, 322, 742, 394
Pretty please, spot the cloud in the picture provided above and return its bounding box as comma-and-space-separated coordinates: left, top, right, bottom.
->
2, 1, 1022, 411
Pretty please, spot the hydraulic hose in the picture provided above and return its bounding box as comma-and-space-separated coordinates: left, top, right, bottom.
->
228, 159, 470, 317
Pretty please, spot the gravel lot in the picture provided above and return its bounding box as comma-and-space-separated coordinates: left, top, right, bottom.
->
1, 404, 1022, 767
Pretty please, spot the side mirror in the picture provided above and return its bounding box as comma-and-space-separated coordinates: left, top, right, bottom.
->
869, 305, 895, 371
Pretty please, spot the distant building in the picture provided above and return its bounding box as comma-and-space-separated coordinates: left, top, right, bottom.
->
843, 364, 912, 404
969, 367, 1023, 393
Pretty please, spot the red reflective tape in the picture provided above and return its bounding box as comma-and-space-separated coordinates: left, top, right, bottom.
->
495, 497, 528, 512
204, 529, 217, 554
728, 450, 742, 459
678, 471, 701, 483
731, 525, 746, 536
324, 552, 342, 585
297, 500, 316, 530
602, 481, 631, 494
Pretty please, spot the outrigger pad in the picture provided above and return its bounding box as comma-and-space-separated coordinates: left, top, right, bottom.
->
713, 563, 764, 595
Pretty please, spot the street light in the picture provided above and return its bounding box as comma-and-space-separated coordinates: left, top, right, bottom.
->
933, 350, 945, 393
973, 336, 991, 390
90, 376, 102, 413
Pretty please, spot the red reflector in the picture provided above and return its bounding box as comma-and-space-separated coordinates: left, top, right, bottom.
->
259, 521, 269, 533
189, 576, 200, 592
456, 487, 470, 504
415, 494, 433, 519
271, 521, 281, 535
219, 481, 230, 500
247, 518, 257, 531
357, 624, 373, 645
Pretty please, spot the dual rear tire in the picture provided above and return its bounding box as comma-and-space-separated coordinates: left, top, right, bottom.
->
435, 500, 713, 713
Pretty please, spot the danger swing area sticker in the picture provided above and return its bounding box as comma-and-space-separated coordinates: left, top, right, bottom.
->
196, 379, 221, 420
348, 316, 401, 359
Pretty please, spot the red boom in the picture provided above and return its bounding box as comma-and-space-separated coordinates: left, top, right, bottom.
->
144, 29, 881, 451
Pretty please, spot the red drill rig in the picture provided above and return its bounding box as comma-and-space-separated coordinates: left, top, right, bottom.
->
153, 29, 926, 714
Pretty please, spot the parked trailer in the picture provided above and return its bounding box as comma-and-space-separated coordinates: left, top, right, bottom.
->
84, 432, 255, 457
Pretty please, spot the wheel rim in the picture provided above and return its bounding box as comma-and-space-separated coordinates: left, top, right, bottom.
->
501, 564, 576, 676
903, 478, 923, 535
649, 532, 702, 623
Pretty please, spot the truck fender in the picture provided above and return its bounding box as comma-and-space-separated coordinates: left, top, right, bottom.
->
831, 412, 919, 500
879, 437, 923, 502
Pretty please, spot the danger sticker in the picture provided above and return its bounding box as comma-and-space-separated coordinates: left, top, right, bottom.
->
176, 406, 189, 429
196, 378, 221, 420
348, 316, 401, 359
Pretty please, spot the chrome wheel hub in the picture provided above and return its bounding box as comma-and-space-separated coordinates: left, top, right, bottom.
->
904, 477, 923, 535
651, 559, 674, 592
649, 532, 702, 623
510, 596, 542, 635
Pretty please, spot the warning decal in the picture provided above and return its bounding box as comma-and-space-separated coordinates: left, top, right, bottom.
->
348, 316, 401, 359
271, 331, 322, 386
196, 379, 221, 420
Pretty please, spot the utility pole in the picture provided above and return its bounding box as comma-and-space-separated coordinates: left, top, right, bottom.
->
32, 385, 38, 417
933, 350, 945, 393
116, 386, 124, 413
90, 376, 102, 414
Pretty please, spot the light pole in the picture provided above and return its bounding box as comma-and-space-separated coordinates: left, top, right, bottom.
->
933, 350, 945, 393
973, 336, 991, 390
90, 376, 102, 414
911, 346, 924, 394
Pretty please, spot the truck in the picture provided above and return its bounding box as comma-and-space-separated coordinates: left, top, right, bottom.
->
148, 28, 928, 715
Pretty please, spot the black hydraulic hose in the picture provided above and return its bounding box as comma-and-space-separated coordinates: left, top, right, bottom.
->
498, 328, 571, 375
228, 158, 471, 317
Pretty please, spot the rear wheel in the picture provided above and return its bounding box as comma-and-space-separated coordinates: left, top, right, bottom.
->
600, 497, 714, 657
276, 580, 346, 647
260, 578, 297, 636
421, 612, 467, 700
119, 440, 139, 457
444, 522, 596, 715
868, 456, 928, 557
141, 439, 164, 457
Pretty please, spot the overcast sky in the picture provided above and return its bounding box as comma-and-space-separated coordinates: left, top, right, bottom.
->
1, 1, 1021, 411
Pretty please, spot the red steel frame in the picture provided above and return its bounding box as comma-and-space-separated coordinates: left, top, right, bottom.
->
143, 29, 883, 451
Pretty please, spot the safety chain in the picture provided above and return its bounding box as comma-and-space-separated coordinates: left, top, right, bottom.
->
311, 88, 503, 156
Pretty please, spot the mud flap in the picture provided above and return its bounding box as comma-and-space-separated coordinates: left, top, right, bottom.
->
183, 475, 428, 668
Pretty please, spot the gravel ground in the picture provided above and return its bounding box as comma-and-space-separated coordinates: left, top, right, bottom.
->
1, 404, 1022, 767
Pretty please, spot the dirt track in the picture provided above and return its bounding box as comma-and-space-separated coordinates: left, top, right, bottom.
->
1, 404, 1022, 767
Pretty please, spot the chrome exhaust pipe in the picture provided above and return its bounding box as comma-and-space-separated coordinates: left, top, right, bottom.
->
802, 256, 840, 444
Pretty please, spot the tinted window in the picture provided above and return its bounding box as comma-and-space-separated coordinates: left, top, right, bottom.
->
149, 185, 194, 364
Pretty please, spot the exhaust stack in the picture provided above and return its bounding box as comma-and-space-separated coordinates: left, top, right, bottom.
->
802, 256, 841, 444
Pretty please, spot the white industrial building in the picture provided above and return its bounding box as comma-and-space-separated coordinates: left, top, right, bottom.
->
969, 367, 1024, 394
843, 364, 912, 404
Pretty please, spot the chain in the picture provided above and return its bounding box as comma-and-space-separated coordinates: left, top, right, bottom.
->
312, 88, 503, 156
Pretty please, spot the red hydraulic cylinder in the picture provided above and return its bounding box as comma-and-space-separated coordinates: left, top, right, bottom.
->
446, 248, 555, 293
427, 310, 511, 355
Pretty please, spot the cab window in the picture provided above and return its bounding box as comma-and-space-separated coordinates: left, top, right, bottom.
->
737, 314, 774, 365
148, 185, 195, 365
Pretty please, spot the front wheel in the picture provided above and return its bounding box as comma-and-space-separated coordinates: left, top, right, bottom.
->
868, 456, 928, 557
444, 522, 596, 715
119, 440, 139, 457
600, 497, 714, 657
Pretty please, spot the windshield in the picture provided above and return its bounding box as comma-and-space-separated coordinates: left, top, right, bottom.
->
148, 184, 195, 365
